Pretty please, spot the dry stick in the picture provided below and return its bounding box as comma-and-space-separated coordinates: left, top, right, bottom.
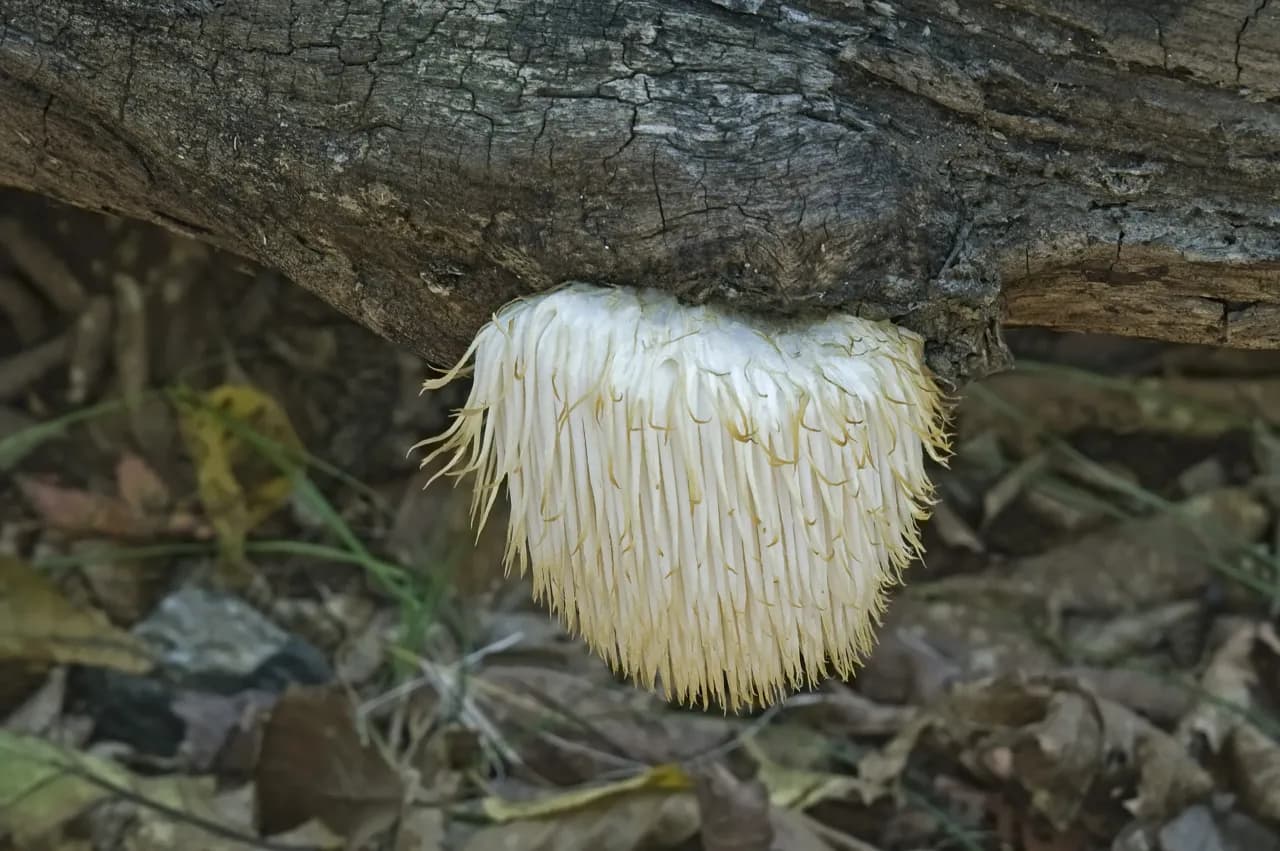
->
0, 271, 47, 345
0, 332, 69, 400
0, 217, 88, 314
112, 272, 150, 442
66, 294, 112, 405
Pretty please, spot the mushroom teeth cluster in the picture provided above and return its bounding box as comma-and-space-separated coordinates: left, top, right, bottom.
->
414, 283, 950, 712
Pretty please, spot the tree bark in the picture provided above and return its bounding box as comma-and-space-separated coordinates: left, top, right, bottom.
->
2, 0, 1278, 383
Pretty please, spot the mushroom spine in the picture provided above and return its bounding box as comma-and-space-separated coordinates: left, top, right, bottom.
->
414, 283, 949, 711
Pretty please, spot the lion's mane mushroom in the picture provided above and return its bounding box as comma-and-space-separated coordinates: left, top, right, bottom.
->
414, 283, 950, 711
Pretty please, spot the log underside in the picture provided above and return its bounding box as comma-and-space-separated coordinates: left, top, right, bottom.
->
2, 0, 1279, 383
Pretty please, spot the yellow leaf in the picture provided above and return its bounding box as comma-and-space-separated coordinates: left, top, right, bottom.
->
0, 733, 342, 850
747, 740, 881, 810
0, 556, 153, 674
759, 762, 876, 811
480, 763, 692, 823
465, 792, 699, 851
177, 385, 303, 563
0, 731, 131, 845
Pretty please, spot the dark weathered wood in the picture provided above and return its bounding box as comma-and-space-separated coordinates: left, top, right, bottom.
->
3, 1, 1279, 382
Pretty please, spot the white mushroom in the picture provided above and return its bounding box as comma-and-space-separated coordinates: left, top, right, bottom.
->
414, 283, 950, 711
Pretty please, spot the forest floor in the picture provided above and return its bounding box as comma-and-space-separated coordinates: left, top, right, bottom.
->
3, 188, 1280, 851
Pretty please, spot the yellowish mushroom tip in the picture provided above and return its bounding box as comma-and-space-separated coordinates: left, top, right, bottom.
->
413, 283, 951, 712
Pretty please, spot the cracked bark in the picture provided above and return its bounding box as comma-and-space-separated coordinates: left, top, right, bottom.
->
2, 0, 1279, 383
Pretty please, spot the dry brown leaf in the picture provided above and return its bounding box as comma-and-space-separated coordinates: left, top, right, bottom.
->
19, 476, 149, 538
0, 555, 152, 674
123, 777, 342, 851
334, 608, 396, 686
857, 593, 1057, 706
920, 488, 1267, 620
387, 465, 510, 600
1088, 689, 1214, 824
987, 793, 1091, 851
473, 747, 869, 849
1011, 683, 1212, 826
1062, 667, 1195, 725
693, 760, 773, 851
254, 685, 405, 843
115, 452, 172, 516
1228, 724, 1280, 824
170, 689, 277, 774
1065, 601, 1202, 664
857, 713, 933, 793
1023, 488, 1266, 614
994, 691, 1100, 830
472, 665, 731, 783
4, 733, 273, 849
1177, 620, 1262, 753
862, 497, 1262, 709
17, 473, 205, 540
78, 552, 173, 626
856, 677, 1213, 829
1123, 725, 1214, 823
394, 807, 446, 851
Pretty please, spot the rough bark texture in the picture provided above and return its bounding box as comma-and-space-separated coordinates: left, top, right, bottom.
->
2, 1, 1279, 383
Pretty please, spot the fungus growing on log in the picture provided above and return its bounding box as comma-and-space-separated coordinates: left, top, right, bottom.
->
414, 283, 950, 711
